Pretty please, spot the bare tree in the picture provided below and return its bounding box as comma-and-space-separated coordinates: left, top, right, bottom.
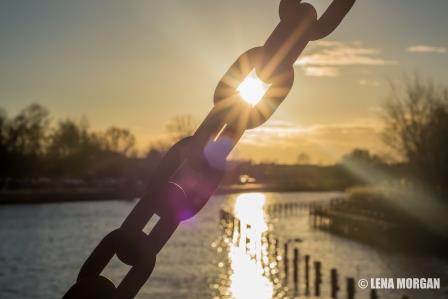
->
296, 152, 311, 165
165, 114, 198, 142
0, 108, 8, 177
0, 108, 7, 150
382, 75, 448, 189
6, 103, 50, 156
102, 127, 136, 156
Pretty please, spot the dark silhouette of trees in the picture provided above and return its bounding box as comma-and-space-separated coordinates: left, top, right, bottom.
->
102, 127, 136, 156
296, 152, 311, 165
92, 127, 138, 178
165, 114, 197, 142
341, 148, 385, 167
1, 104, 50, 177
6, 104, 49, 156
3, 90, 446, 194
46, 118, 103, 177
0, 104, 145, 182
0, 108, 9, 177
0, 105, 200, 186
383, 76, 448, 190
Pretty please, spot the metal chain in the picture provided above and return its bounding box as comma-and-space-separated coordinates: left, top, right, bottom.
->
62, 1, 355, 298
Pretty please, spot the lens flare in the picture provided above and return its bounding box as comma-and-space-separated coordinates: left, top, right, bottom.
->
237, 70, 270, 106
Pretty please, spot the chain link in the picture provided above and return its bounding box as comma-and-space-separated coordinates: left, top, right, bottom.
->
62, 1, 355, 298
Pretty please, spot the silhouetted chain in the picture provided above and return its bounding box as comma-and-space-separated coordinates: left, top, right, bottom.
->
62, 1, 354, 298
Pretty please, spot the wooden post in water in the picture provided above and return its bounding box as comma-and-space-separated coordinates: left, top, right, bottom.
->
293, 248, 299, 295
230, 217, 235, 240
347, 277, 355, 299
370, 289, 378, 299
284, 242, 289, 282
314, 261, 322, 296
305, 254, 310, 295
236, 219, 241, 245
245, 224, 251, 253
331, 268, 339, 298
274, 238, 279, 260
265, 232, 270, 254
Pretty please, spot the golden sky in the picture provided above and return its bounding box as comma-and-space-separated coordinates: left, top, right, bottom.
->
1, 0, 447, 164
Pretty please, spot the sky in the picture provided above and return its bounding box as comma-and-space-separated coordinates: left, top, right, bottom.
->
1, 0, 447, 164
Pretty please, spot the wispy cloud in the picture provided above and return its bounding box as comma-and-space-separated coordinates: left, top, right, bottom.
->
242, 120, 311, 144
407, 45, 447, 54
359, 79, 381, 87
304, 67, 340, 77
238, 119, 386, 164
296, 41, 396, 77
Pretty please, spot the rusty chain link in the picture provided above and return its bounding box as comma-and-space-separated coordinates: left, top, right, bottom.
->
62, 1, 355, 298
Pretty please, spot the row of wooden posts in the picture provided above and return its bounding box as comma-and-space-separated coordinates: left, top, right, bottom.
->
265, 202, 320, 217
282, 243, 410, 299
219, 207, 411, 299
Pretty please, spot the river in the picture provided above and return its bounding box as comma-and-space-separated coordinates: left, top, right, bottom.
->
0, 192, 446, 299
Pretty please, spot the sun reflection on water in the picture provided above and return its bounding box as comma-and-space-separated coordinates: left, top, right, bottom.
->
228, 193, 273, 299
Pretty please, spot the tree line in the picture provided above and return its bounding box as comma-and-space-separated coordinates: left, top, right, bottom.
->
0, 104, 160, 181
1, 75, 447, 192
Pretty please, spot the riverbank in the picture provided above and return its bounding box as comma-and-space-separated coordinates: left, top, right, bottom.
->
0, 184, 344, 204
310, 187, 448, 256
0, 188, 130, 204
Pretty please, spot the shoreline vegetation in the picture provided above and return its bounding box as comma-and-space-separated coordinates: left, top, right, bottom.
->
311, 187, 448, 256
0, 159, 403, 205
2, 76, 448, 254
0, 103, 377, 205
0, 163, 356, 205
0, 183, 340, 205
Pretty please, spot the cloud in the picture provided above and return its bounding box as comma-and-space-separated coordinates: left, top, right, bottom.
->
237, 119, 386, 164
359, 79, 381, 87
241, 120, 311, 145
407, 45, 447, 54
304, 67, 340, 77
296, 41, 396, 77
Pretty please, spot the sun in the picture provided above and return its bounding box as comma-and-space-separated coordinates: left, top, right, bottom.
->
237, 70, 270, 106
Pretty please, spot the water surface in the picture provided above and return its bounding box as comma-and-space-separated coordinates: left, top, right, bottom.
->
0, 192, 446, 299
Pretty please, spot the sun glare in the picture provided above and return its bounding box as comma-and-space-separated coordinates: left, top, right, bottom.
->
237, 70, 270, 106
229, 193, 273, 299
